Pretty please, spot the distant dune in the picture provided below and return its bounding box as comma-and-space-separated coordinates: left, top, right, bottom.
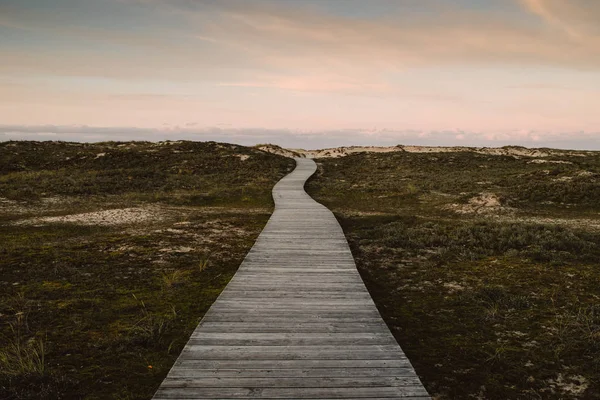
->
258, 144, 597, 159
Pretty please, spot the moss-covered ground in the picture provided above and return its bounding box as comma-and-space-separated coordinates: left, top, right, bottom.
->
306, 149, 600, 399
0, 140, 294, 399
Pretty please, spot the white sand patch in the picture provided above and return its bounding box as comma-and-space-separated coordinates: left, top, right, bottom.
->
155, 140, 184, 146
0, 197, 28, 215
577, 171, 595, 177
159, 246, 194, 253
443, 282, 465, 293
95, 152, 106, 159
469, 193, 501, 208
256, 145, 303, 158
14, 206, 166, 226
301, 146, 401, 158
446, 193, 510, 215
236, 154, 250, 161
553, 176, 574, 182
173, 221, 192, 227
41, 196, 65, 205
528, 159, 572, 164
0, 197, 19, 206
291, 145, 595, 159
164, 228, 185, 234
401, 145, 591, 158
547, 374, 589, 396
0, 196, 76, 216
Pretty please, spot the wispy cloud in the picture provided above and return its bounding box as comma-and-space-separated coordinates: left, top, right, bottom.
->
2, 0, 599, 85
217, 76, 390, 95
0, 0, 599, 143
160, 0, 600, 72
521, 0, 600, 39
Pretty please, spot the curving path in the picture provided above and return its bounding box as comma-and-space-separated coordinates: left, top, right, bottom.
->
153, 158, 429, 399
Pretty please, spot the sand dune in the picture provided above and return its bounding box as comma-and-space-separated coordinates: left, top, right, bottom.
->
260, 144, 594, 159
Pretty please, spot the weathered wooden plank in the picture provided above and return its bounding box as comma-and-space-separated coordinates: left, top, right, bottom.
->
222, 285, 369, 292
211, 300, 378, 306
172, 359, 410, 369
179, 345, 406, 360
206, 306, 380, 313
219, 293, 374, 300
200, 315, 385, 323
189, 333, 394, 340
160, 376, 425, 388
195, 322, 388, 333
231, 274, 364, 280
202, 314, 384, 322
186, 337, 397, 347
166, 368, 417, 378
206, 297, 377, 311
235, 268, 358, 272
155, 396, 428, 400
154, 386, 429, 399
202, 310, 378, 317
153, 158, 429, 399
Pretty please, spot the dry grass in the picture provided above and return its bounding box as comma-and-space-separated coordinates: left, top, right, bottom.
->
307, 148, 600, 399
0, 297, 46, 377
0, 140, 294, 399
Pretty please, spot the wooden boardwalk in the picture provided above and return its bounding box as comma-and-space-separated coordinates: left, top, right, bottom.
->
153, 158, 430, 399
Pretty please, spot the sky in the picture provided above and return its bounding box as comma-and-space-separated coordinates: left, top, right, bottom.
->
1, 0, 599, 149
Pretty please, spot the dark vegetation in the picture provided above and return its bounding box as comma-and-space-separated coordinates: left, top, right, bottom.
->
0, 140, 294, 399
0, 140, 290, 207
309, 150, 600, 215
306, 149, 600, 399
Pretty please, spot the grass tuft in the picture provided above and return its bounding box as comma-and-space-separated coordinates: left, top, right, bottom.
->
0, 310, 46, 377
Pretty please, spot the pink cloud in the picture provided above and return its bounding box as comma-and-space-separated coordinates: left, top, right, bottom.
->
218, 75, 389, 94
1, 0, 599, 138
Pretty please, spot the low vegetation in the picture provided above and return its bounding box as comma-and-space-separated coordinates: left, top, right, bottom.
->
306, 148, 600, 399
0, 140, 294, 399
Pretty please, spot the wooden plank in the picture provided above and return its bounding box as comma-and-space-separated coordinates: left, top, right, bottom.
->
166, 368, 417, 378
179, 345, 407, 360
195, 322, 389, 333
152, 158, 429, 399
219, 293, 374, 300
222, 285, 369, 292
186, 337, 397, 347
154, 387, 429, 399
160, 376, 425, 388
200, 315, 385, 323
202, 310, 381, 316
211, 300, 378, 306
189, 333, 394, 340
172, 359, 410, 369
206, 306, 380, 313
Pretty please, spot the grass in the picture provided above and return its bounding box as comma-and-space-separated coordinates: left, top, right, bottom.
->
0, 140, 291, 207
306, 148, 600, 399
0, 140, 294, 399
0, 335, 46, 378
308, 150, 600, 216
160, 270, 189, 291
0, 299, 46, 377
